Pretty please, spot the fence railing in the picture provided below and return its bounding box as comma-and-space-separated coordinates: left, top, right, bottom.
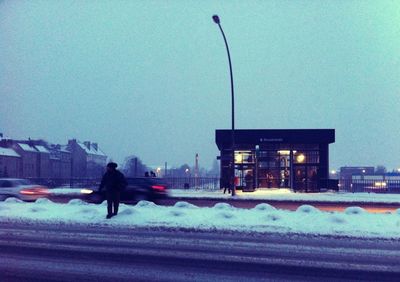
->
28, 177, 400, 193
339, 179, 400, 193
163, 177, 220, 190
27, 178, 101, 189
27, 177, 221, 191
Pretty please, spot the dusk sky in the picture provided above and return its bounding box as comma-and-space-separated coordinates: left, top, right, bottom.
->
1, 1, 399, 170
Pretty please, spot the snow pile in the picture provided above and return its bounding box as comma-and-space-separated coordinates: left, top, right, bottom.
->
171, 189, 400, 204
1, 198, 400, 238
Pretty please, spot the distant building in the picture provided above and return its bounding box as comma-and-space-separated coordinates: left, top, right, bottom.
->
0, 136, 107, 180
339, 166, 375, 181
35, 145, 51, 178
0, 147, 21, 177
67, 140, 107, 178
48, 144, 72, 179
13, 143, 39, 178
339, 166, 400, 192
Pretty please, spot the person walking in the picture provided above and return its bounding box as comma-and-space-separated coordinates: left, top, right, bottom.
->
222, 175, 231, 194
99, 162, 127, 219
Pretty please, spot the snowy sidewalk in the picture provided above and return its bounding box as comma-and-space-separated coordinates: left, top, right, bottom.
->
1, 197, 400, 239
170, 188, 400, 204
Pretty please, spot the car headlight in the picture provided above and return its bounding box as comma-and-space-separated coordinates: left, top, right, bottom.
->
80, 189, 93, 194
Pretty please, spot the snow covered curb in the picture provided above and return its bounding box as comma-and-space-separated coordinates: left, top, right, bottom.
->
170, 189, 400, 204
1, 198, 400, 239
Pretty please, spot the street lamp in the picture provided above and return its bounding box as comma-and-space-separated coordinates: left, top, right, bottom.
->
212, 14, 236, 196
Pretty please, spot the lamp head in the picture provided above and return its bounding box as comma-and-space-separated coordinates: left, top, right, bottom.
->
212, 15, 220, 24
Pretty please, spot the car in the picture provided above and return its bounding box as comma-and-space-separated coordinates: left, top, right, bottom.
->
0, 178, 49, 201
89, 177, 169, 203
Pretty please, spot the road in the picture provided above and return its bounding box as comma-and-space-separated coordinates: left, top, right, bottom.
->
1, 222, 400, 281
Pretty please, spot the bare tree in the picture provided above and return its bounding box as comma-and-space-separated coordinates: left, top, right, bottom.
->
123, 155, 149, 177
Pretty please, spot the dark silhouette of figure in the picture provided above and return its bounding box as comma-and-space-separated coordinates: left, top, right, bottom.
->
266, 172, 273, 188
245, 171, 253, 191
150, 171, 156, 177
223, 177, 231, 194
284, 169, 289, 187
99, 162, 127, 219
144, 171, 150, 177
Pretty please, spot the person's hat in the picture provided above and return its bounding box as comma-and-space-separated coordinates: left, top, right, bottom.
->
107, 162, 118, 169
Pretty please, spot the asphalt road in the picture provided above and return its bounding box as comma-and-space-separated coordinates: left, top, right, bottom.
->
1, 222, 400, 281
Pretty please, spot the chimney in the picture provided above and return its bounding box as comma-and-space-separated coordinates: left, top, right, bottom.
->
83, 141, 91, 150
92, 143, 98, 150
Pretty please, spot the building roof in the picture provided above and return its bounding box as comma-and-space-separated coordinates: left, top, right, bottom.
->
78, 142, 106, 157
59, 145, 70, 153
17, 143, 38, 152
0, 147, 20, 158
216, 129, 335, 150
35, 145, 49, 153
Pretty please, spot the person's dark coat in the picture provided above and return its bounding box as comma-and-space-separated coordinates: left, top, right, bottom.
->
99, 170, 127, 192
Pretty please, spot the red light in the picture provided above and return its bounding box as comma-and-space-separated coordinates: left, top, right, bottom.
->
151, 185, 165, 191
20, 187, 49, 195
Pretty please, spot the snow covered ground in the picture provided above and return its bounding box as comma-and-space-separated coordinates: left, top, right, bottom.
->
1, 195, 400, 239
171, 188, 400, 203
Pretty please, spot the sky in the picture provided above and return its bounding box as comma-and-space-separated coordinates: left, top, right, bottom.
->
2, 190, 400, 238
1, 1, 400, 170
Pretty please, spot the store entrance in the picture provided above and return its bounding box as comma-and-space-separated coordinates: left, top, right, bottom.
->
293, 165, 318, 192
257, 149, 291, 189
234, 150, 255, 191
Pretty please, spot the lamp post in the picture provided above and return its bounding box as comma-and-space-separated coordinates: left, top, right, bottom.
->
212, 15, 236, 196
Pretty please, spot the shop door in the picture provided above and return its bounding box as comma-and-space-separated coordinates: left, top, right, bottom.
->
293, 165, 306, 191
293, 165, 318, 192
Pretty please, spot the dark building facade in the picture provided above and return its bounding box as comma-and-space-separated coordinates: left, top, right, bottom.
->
216, 129, 335, 192
0, 137, 106, 180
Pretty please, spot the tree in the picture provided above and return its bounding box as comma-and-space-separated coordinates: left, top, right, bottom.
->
123, 155, 149, 177
208, 159, 220, 177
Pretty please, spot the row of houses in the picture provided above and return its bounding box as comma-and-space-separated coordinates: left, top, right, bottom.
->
0, 137, 108, 179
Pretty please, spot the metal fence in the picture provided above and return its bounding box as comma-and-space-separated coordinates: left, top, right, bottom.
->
163, 177, 220, 191
27, 178, 101, 189
339, 179, 400, 193
27, 177, 221, 191
28, 177, 400, 193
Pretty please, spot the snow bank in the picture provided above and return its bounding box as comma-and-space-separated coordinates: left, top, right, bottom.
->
171, 189, 400, 204
1, 199, 400, 239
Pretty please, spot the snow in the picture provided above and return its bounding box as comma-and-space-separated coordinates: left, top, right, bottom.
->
17, 143, 37, 152
0, 147, 20, 157
1, 191, 400, 239
171, 188, 400, 204
35, 145, 49, 153
78, 142, 106, 156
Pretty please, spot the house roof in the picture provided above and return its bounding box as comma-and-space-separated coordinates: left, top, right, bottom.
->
0, 147, 20, 157
78, 142, 106, 157
59, 145, 70, 153
216, 129, 335, 150
35, 145, 49, 153
18, 143, 38, 152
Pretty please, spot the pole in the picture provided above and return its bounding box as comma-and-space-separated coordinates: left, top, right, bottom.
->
212, 15, 236, 196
